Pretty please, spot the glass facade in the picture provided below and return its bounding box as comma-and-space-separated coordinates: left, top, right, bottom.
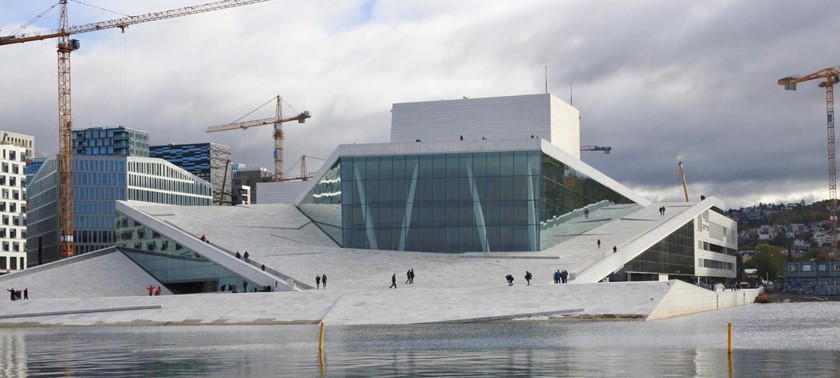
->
300, 150, 637, 253
150, 143, 232, 205
26, 155, 212, 265
625, 222, 696, 277
116, 212, 258, 293
72, 126, 149, 157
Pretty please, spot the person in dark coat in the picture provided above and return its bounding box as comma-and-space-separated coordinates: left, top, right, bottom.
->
390, 273, 397, 289
23, 288, 28, 300
7, 288, 15, 301
409, 268, 414, 284
406, 269, 411, 284
322, 274, 327, 289
525, 271, 532, 285
506, 274, 514, 286
243, 251, 249, 261
316, 275, 321, 290
235, 251, 241, 259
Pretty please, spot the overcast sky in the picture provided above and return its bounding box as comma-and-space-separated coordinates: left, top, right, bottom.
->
1, 0, 839, 210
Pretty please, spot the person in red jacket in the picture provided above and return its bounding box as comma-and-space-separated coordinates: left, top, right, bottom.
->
155, 286, 162, 296
146, 285, 155, 296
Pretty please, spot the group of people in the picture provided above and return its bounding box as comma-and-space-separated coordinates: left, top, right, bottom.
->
6, 288, 27, 301
315, 274, 327, 289
235, 251, 250, 261
405, 269, 415, 284
553, 270, 569, 284
658, 206, 667, 215
145, 285, 162, 296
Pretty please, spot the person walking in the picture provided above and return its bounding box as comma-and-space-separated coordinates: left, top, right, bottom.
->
23, 288, 28, 300
316, 275, 321, 290
390, 273, 397, 289
613, 246, 617, 253
7, 288, 15, 301
525, 271, 532, 285
406, 269, 411, 284
322, 274, 327, 289
506, 274, 514, 286
597, 239, 601, 248
243, 251, 249, 261
409, 268, 414, 284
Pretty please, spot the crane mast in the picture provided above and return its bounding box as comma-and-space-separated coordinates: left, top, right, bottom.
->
779, 66, 840, 251
0, 0, 271, 258
57, 0, 75, 258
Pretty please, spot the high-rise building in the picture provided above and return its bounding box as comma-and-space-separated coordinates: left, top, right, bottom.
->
72, 126, 149, 157
149, 143, 232, 205
0, 141, 27, 274
26, 155, 212, 265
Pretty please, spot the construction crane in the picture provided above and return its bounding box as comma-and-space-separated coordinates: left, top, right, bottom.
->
678, 162, 689, 202
206, 95, 311, 182
580, 145, 612, 154
0, 0, 271, 259
285, 155, 325, 181
779, 66, 840, 250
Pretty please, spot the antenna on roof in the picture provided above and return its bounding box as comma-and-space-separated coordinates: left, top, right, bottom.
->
570, 82, 573, 105
544, 66, 548, 94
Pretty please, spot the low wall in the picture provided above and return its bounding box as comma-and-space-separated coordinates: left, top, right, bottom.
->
646, 280, 762, 320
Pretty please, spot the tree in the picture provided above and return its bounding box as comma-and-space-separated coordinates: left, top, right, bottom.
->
746, 244, 785, 280
800, 248, 831, 261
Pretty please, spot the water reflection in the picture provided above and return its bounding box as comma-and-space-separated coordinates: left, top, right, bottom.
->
1, 302, 838, 377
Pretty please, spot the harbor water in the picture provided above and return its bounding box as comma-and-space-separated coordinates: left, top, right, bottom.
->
1, 301, 838, 377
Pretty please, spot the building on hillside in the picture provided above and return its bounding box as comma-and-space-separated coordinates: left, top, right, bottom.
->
111, 93, 739, 294
26, 155, 212, 265
150, 143, 232, 205
72, 126, 149, 157
0, 141, 27, 274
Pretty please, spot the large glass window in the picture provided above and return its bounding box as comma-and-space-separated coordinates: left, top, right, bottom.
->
625, 222, 696, 276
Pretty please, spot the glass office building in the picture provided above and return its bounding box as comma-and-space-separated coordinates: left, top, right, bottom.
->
26, 155, 212, 265
150, 143, 232, 205
72, 126, 149, 157
300, 150, 637, 253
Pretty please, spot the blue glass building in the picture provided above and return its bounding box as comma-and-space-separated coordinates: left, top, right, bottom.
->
26, 155, 212, 265
72, 126, 149, 157
150, 143, 232, 205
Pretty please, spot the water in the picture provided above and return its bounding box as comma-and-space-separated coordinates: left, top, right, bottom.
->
1, 302, 838, 377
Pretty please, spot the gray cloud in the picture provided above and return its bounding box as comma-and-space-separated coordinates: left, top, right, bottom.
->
2, 0, 840, 209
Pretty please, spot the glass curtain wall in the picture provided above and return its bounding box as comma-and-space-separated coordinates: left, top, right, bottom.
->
539, 154, 638, 248
625, 221, 696, 278
337, 151, 541, 253
116, 211, 257, 293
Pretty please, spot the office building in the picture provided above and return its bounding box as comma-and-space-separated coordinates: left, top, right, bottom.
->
0, 141, 27, 274
26, 155, 212, 265
150, 143, 232, 205
72, 126, 149, 157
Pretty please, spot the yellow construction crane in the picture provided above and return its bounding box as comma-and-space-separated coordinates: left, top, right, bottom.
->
779, 66, 840, 250
206, 95, 311, 182
0, 0, 270, 259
